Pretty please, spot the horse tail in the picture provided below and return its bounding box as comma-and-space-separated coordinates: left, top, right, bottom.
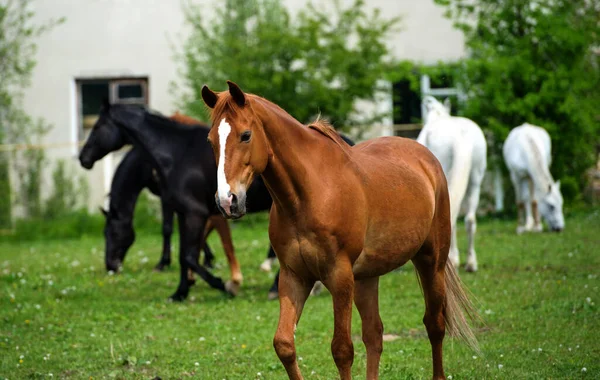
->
448, 140, 473, 223
444, 260, 481, 353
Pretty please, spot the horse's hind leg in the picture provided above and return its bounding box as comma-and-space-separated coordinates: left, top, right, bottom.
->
448, 220, 459, 268
464, 179, 483, 272
354, 277, 383, 380
208, 215, 243, 296
530, 180, 543, 232
155, 199, 174, 271
413, 243, 448, 380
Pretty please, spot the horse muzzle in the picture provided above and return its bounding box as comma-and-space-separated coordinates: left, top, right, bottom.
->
105, 258, 122, 273
215, 191, 246, 219
79, 155, 95, 169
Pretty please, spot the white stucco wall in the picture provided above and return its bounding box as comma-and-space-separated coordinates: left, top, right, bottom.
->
18, 0, 464, 213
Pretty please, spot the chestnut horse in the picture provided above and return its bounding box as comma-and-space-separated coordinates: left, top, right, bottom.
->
201, 81, 478, 379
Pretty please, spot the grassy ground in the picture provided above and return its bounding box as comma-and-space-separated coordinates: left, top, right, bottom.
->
1, 210, 599, 379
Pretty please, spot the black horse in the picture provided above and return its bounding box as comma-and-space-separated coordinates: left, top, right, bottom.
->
99, 146, 216, 273
79, 103, 273, 301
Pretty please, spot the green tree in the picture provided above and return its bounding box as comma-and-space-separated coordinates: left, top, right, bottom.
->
0, 0, 63, 222
435, 0, 600, 198
173, 0, 399, 130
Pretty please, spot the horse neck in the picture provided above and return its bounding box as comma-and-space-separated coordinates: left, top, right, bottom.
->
425, 110, 449, 124
115, 110, 197, 181
254, 100, 331, 215
526, 136, 554, 195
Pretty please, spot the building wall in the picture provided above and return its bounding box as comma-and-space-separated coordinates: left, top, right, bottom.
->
19, 0, 464, 213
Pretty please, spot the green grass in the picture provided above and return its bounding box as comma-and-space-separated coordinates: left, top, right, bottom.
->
1, 210, 599, 379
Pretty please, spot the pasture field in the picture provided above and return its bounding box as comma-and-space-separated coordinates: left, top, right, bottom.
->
1, 210, 599, 379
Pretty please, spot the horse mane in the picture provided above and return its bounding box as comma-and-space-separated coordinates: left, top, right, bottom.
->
307, 118, 351, 153
170, 111, 209, 128
210, 92, 351, 154
209, 91, 251, 124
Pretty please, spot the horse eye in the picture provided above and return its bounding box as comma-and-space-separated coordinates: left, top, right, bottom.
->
240, 131, 252, 143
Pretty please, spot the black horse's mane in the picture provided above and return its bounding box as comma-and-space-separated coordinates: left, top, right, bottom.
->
110, 104, 208, 133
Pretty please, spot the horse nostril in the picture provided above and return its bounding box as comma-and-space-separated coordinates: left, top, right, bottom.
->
231, 193, 238, 208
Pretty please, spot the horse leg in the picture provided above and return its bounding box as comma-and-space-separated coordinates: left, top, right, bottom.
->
169, 213, 192, 301
268, 270, 279, 301
202, 217, 215, 268
514, 176, 532, 234
354, 277, 383, 380
273, 268, 313, 379
202, 242, 215, 269
155, 199, 174, 271
310, 281, 324, 296
209, 215, 243, 296
510, 173, 525, 233
448, 220, 459, 268
413, 245, 448, 380
260, 245, 277, 272
463, 181, 482, 272
170, 214, 227, 301
530, 180, 543, 232
325, 259, 355, 380
522, 178, 534, 232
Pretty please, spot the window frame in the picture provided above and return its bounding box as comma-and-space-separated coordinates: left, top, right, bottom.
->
75, 76, 149, 142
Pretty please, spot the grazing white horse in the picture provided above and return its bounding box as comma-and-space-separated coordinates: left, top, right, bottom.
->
417, 96, 487, 272
503, 123, 565, 233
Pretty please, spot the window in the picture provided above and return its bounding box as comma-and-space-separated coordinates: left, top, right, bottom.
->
391, 70, 458, 139
392, 79, 422, 139
76, 77, 149, 141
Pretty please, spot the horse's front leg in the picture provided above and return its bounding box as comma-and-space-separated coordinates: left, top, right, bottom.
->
169, 213, 192, 301
325, 258, 355, 380
155, 199, 174, 271
182, 214, 228, 294
274, 267, 313, 379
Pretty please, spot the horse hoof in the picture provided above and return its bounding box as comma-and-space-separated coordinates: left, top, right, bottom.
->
267, 291, 279, 301
516, 226, 529, 234
169, 292, 188, 302
225, 280, 241, 297
259, 259, 273, 272
465, 264, 478, 273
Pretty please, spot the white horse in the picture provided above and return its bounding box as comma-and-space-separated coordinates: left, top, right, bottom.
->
417, 96, 487, 272
503, 123, 565, 233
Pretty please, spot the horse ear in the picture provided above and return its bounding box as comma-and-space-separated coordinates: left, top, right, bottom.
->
99, 207, 108, 217
102, 97, 111, 110
201, 85, 218, 109
443, 97, 451, 112
227, 80, 246, 107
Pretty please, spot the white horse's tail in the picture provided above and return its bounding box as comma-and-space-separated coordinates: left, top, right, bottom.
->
448, 140, 473, 222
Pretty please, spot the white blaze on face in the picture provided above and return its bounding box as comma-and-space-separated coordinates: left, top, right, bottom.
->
217, 118, 233, 211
